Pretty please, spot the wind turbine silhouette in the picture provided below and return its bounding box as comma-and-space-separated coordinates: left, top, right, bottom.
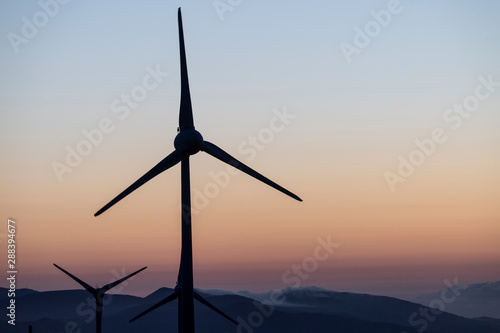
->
53, 264, 147, 333
94, 8, 302, 333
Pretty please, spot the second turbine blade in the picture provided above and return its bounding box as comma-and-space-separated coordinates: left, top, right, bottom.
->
101, 266, 147, 292
202, 141, 302, 202
95, 150, 183, 216
53, 264, 96, 295
194, 291, 237, 325
129, 291, 180, 323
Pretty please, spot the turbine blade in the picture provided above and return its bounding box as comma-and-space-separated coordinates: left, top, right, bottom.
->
53, 263, 96, 295
202, 141, 302, 201
194, 291, 237, 325
94, 150, 183, 216
177, 8, 194, 130
101, 266, 147, 292
129, 291, 180, 323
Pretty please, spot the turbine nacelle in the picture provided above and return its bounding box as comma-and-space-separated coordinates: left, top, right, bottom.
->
174, 129, 203, 155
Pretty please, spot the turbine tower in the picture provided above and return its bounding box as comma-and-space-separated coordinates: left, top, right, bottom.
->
94, 8, 302, 333
53, 264, 147, 333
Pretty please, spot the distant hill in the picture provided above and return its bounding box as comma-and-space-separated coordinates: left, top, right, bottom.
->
408, 281, 500, 319
1, 285, 500, 333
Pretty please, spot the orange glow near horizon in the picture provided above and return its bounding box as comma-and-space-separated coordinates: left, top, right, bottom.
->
1, 1, 500, 299
2, 126, 499, 297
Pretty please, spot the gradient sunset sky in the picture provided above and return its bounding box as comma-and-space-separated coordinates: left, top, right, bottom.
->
1, 0, 499, 298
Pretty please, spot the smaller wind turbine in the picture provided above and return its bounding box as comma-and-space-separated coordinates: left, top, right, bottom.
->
53, 264, 147, 333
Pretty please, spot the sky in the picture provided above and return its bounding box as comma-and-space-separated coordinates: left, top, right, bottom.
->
1, 0, 499, 299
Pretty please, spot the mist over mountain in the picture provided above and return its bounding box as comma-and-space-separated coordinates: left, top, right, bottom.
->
2, 285, 500, 333
407, 281, 500, 319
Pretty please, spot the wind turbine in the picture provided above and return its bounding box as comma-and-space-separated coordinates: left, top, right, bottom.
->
94, 8, 302, 333
53, 264, 147, 333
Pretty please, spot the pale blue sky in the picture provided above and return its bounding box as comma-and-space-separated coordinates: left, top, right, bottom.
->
1, 2, 499, 154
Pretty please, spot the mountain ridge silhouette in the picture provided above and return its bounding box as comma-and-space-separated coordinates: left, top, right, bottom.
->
2, 284, 499, 333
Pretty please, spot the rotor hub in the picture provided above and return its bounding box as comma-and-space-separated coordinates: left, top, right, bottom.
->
174, 129, 203, 155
